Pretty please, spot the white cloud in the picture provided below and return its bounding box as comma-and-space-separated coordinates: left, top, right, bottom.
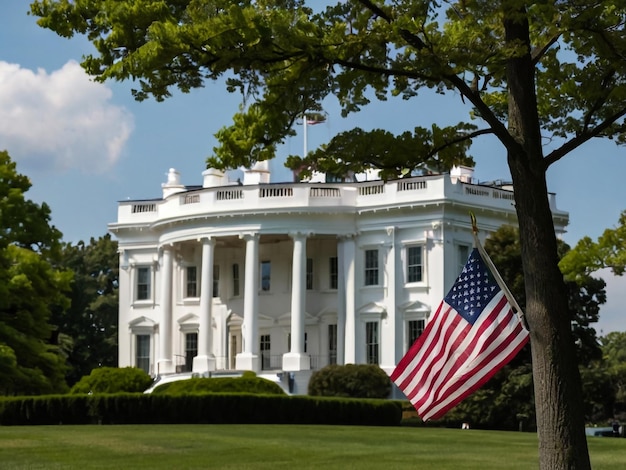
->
0, 60, 134, 173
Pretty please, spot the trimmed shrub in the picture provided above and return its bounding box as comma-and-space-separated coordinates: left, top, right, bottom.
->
152, 375, 285, 395
70, 367, 153, 394
0, 393, 402, 426
308, 364, 392, 399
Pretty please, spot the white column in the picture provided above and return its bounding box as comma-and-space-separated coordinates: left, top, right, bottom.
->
336, 239, 346, 365
381, 226, 399, 371
341, 235, 357, 364
158, 245, 175, 374
193, 237, 217, 374
283, 232, 311, 371
236, 233, 260, 372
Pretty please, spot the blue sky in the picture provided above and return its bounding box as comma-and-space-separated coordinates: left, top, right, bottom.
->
1, 2, 624, 333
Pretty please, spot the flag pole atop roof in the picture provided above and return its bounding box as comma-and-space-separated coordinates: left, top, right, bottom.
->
390, 214, 530, 421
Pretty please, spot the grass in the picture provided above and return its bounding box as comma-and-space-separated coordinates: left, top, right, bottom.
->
1, 424, 624, 469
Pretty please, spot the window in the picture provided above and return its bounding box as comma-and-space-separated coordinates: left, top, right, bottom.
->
329, 257, 338, 290
213, 265, 220, 298
136, 267, 151, 300
328, 324, 337, 365
306, 258, 313, 290
185, 332, 198, 372
364, 249, 379, 286
260, 260, 271, 291
407, 319, 425, 351
365, 321, 379, 364
260, 334, 271, 369
136, 334, 150, 374
458, 244, 470, 272
407, 246, 423, 283
186, 266, 197, 298
232, 263, 240, 296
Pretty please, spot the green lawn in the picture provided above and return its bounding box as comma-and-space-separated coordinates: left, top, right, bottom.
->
1, 424, 624, 469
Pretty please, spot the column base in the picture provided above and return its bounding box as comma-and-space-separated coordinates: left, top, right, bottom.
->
235, 353, 260, 372
192, 355, 216, 375
156, 359, 175, 376
282, 352, 311, 371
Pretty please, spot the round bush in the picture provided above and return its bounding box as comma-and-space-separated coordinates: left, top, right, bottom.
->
70, 367, 153, 394
308, 364, 392, 399
151, 375, 286, 395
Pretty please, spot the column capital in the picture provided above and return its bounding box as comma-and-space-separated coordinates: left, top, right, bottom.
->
337, 232, 358, 241
239, 232, 259, 242
197, 236, 216, 246
386, 226, 396, 237
288, 230, 313, 240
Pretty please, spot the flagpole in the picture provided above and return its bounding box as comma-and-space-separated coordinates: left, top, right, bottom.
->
470, 212, 529, 331
303, 113, 308, 158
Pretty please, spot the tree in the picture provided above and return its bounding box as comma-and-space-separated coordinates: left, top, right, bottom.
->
560, 210, 626, 278
0, 150, 72, 395
31, 2, 626, 467
53, 235, 119, 386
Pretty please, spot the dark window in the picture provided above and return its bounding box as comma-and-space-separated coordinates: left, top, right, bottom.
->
185, 333, 198, 372
136, 267, 150, 300
366, 322, 379, 364
260, 261, 271, 291
328, 324, 337, 365
329, 257, 338, 290
136, 335, 150, 373
186, 266, 197, 297
306, 258, 313, 290
232, 263, 240, 296
408, 319, 425, 351
407, 246, 423, 283
365, 249, 379, 286
213, 265, 220, 297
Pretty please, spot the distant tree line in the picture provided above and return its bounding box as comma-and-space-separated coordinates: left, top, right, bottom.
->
0, 151, 118, 395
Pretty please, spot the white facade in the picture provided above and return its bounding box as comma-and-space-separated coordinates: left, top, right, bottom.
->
110, 166, 568, 393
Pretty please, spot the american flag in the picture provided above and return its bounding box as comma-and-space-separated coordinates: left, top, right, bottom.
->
391, 247, 529, 421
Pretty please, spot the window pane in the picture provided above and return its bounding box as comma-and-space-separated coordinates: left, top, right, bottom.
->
232, 263, 240, 296
213, 265, 220, 297
186, 266, 197, 297
407, 319, 425, 351
137, 267, 150, 300
260, 334, 271, 370
365, 250, 379, 286
136, 335, 150, 374
329, 257, 338, 290
306, 258, 313, 290
328, 324, 337, 365
185, 333, 198, 372
260, 261, 271, 291
407, 246, 423, 283
365, 322, 379, 364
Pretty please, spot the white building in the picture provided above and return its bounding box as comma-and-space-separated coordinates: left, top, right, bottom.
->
110, 165, 568, 393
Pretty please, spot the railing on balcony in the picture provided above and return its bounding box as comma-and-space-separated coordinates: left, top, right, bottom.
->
216, 188, 244, 200
182, 194, 200, 205
358, 183, 385, 196
259, 187, 293, 198
310, 187, 341, 198
397, 179, 427, 192
132, 203, 157, 213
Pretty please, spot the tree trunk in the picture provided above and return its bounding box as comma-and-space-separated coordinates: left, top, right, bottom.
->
504, 4, 591, 468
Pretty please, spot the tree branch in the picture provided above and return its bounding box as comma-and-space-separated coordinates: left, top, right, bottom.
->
544, 106, 626, 167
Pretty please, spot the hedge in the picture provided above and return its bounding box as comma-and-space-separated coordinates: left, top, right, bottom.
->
0, 394, 402, 426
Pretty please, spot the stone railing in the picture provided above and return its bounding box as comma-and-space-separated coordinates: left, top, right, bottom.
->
115, 175, 563, 226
